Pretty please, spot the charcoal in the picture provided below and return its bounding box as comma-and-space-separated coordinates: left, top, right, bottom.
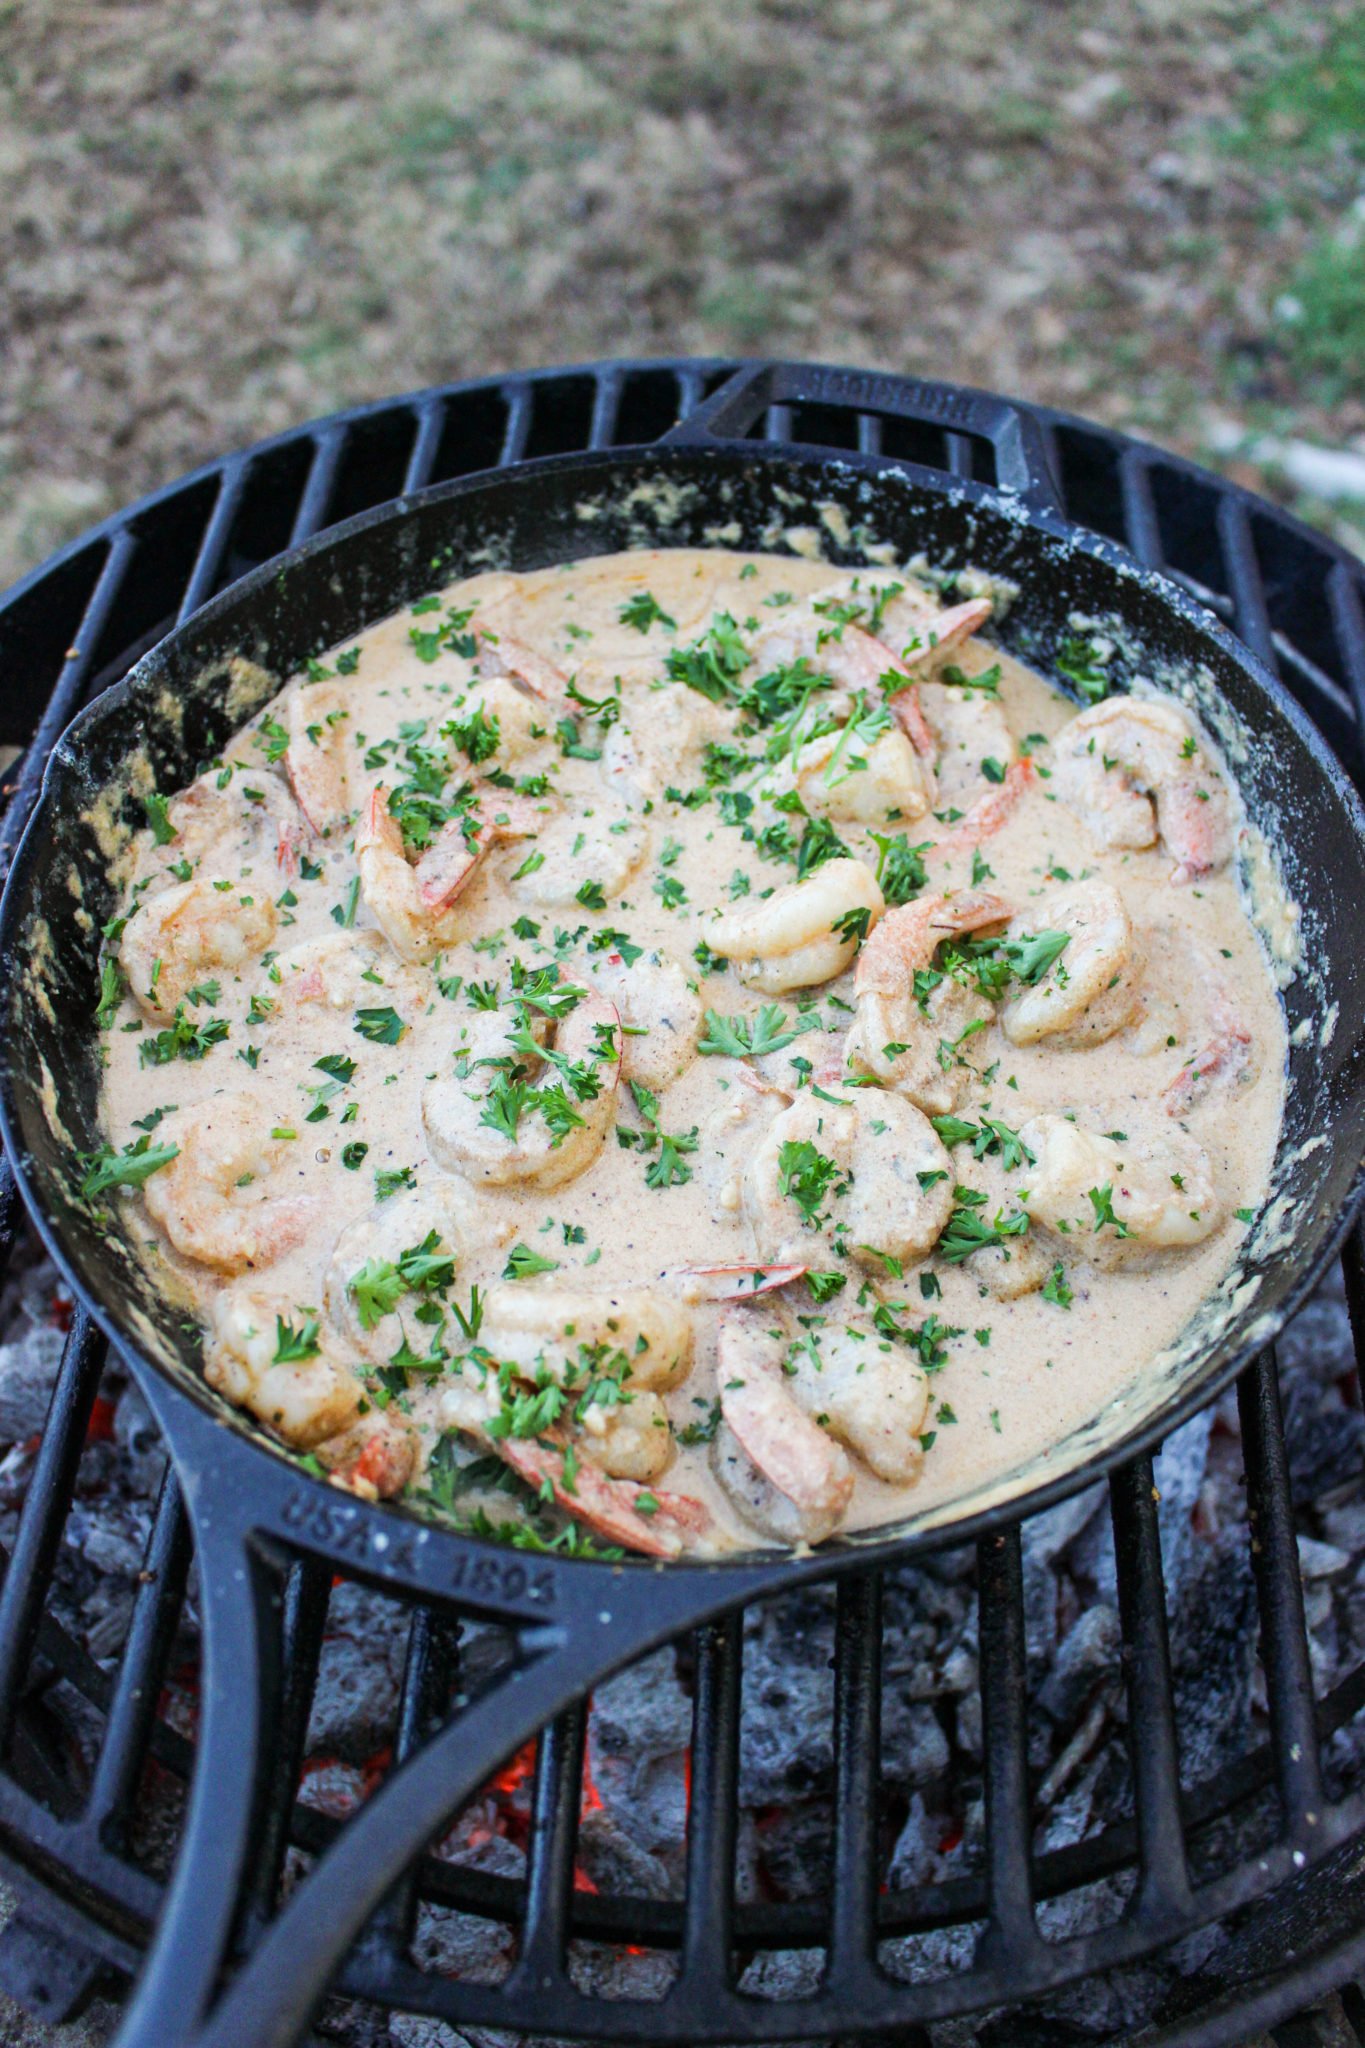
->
1283, 1376, 1365, 1507
388, 2019, 482, 2048
1037, 1604, 1121, 1727
1276, 1263, 1354, 1386
736, 1946, 825, 1999
1169, 1530, 1259, 1787
565, 1939, 676, 2001
0, 1324, 65, 1441
112, 1381, 169, 1497
306, 1583, 411, 1758
577, 1806, 674, 1898
887, 1790, 955, 1891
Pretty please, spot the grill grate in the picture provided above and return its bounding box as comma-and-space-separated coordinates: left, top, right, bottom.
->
1, 359, 1364, 2047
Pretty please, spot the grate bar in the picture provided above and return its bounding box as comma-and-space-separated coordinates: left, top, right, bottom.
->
1343, 1220, 1365, 1407
1328, 561, 1365, 755
508, 1700, 588, 1996
826, 1570, 883, 1989
1237, 1348, 1326, 1843
857, 413, 884, 458
0, 1157, 21, 1274
87, 1465, 192, 1849
403, 401, 447, 497
0, 1313, 107, 1749
944, 431, 976, 481
178, 463, 250, 622
589, 373, 622, 451
674, 367, 709, 423
238, 1558, 332, 1943
973, 1526, 1040, 1964
359, 1606, 458, 1952
1109, 1457, 1193, 1919
500, 387, 533, 466
764, 404, 794, 444
1117, 451, 1163, 570
1217, 496, 1277, 671
676, 1610, 741, 1992
289, 428, 348, 548
1, 530, 139, 871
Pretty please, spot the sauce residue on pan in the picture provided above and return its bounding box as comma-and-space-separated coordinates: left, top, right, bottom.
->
88, 547, 1288, 1558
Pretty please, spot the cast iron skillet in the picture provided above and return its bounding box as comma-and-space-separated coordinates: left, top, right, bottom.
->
4, 364, 1365, 2048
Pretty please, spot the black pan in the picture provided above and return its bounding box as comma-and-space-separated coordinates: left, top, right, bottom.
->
4, 363, 1365, 2048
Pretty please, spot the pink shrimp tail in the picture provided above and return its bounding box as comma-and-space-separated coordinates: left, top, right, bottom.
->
947, 756, 1037, 846
888, 681, 938, 762
276, 821, 302, 876
673, 1262, 808, 1300
497, 1436, 710, 1558
415, 817, 485, 910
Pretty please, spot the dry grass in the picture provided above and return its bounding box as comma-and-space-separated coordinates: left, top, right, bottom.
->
1, 0, 1362, 586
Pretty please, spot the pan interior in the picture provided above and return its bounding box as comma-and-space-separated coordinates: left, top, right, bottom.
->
4, 446, 1364, 1559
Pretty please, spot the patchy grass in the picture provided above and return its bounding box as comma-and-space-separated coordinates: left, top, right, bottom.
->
0, 2, 1362, 588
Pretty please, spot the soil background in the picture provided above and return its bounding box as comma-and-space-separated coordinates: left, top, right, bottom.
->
2, 1, 1364, 590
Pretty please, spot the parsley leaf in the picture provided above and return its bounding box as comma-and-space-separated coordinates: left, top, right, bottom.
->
274, 1314, 321, 1364
80, 1135, 179, 1200
353, 1006, 407, 1045
503, 1242, 561, 1280
619, 591, 677, 633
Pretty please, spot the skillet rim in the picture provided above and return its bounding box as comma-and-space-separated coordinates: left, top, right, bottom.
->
3, 435, 1365, 1581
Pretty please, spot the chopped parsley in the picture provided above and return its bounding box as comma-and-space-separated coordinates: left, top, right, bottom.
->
80, 1135, 179, 1200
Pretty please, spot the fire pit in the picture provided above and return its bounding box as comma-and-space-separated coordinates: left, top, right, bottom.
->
0, 359, 1363, 2048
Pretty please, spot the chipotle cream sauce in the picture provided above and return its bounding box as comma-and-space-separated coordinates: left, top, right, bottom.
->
94, 548, 1288, 1555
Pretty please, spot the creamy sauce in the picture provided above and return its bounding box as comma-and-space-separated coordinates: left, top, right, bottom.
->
91, 548, 1288, 1558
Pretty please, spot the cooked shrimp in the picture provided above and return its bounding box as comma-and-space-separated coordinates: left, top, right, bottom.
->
205, 1283, 364, 1447
1164, 992, 1255, 1114
320, 1410, 419, 1501
422, 991, 622, 1190
781, 1316, 930, 1484
792, 721, 934, 825
1019, 1113, 1221, 1268
508, 808, 649, 909
585, 947, 704, 1087
669, 1262, 808, 1301
324, 1182, 489, 1368
712, 1314, 854, 1545
119, 878, 277, 1020
284, 678, 354, 834
142, 1096, 318, 1274
147, 765, 301, 882
743, 1092, 954, 1272
844, 888, 1011, 1114
576, 1391, 675, 1483
749, 610, 903, 698
874, 586, 994, 670
474, 623, 569, 701
1049, 698, 1234, 883
475, 1281, 693, 1392
601, 692, 735, 811
266, 929, 418, 1017
356, 784, 542, 963
914, 673, 1017, 807
434, 1374, 706, 1556
942, 756, 1037, 847
445, 675, 549, 769
707, 857, 884, 995
500, 1434, 709, 1556
999, 880, 1142, 1049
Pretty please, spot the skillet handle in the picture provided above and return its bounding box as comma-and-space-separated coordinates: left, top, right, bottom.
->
110, 1360, 779, 2048
664, 359, 1063, 512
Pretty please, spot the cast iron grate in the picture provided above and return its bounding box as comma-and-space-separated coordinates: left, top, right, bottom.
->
0, 359, 1364, 2047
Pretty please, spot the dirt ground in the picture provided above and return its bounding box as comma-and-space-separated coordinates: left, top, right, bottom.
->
1, 2, 1363, 586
